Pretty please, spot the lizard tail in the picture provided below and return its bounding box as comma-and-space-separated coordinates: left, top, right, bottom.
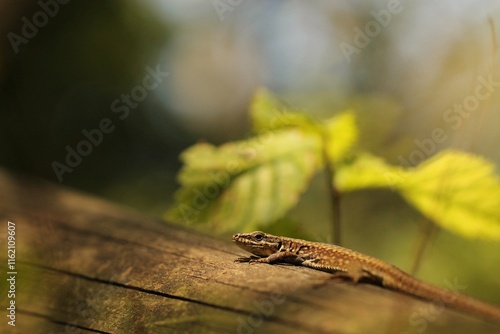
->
386, 271, 500, 323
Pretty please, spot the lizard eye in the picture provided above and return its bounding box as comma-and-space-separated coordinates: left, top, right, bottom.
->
254, 233, 264, 241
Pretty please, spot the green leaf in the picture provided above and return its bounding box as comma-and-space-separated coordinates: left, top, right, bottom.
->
166, 129, 323, 231
249, 87, 317, 133
399, 150, 500, 239
335, 152, 408, 192
323, 112, 358, 163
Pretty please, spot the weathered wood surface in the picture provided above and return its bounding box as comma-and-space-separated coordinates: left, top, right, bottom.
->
0, 168, 499, 334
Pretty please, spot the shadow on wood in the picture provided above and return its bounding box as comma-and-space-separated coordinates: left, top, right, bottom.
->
0, 168, 499, 334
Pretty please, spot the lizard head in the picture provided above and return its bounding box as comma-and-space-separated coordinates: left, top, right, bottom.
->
232, 231, 281, 257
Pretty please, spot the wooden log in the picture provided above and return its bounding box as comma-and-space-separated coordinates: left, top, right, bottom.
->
0, 168, 499, 334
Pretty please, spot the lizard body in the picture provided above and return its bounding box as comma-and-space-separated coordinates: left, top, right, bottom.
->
232, 231, 500, 323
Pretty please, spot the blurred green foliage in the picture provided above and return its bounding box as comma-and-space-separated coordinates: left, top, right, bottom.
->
168, 89, 500, 241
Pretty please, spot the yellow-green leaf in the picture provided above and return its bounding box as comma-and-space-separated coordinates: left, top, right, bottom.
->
166, 129, 323, 231
399, 150, 500, 239
323, 112, 358, 163
335, 152, 408, 192
249, 87, 316, 133
177, 143, 253, 186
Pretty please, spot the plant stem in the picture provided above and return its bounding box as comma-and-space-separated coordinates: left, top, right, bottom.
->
410, 218, 438, 275
323, 148, 341, 245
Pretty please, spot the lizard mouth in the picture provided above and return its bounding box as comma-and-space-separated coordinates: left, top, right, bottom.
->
232, 233, 244, 243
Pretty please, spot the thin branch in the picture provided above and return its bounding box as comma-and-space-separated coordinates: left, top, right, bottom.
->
323, 144, 342, 246
410, 218, 438, 275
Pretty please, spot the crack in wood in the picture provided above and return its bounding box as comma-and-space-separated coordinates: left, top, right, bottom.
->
18, 308, 112, 334
20, 261, 314, 332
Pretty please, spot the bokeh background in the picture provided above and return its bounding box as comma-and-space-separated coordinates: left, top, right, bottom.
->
1, 0, 500, 303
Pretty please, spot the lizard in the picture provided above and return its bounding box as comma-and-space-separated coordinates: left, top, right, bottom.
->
232, 231, 500, 323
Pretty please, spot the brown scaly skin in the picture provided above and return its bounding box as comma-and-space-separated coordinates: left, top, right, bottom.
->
233, 231, 500, 323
